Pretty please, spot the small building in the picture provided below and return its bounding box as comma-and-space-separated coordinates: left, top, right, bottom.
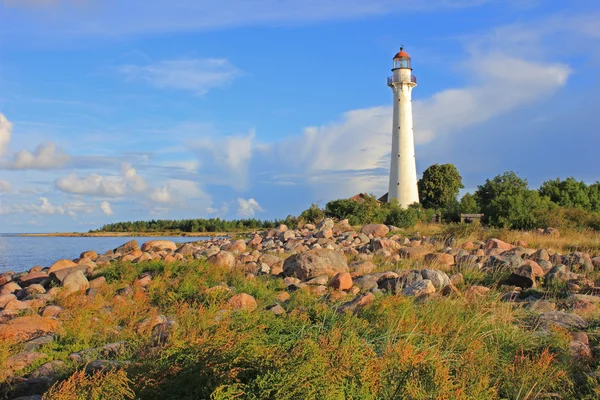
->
460, 214, 484, 224
349, 193, 383, 205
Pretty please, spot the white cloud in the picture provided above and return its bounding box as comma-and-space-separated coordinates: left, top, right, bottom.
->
149, 179, 207, 204
413, 54, 571, 144
100, 201, 113, 216
237, 198, 263, 217
56, 173, 126, 197
55, 163, 147, 197
118, 59, 241, 95
0, 180, 12, 193
121, 163, 147, 192
36, 198, 65, 215
0, 114, 12, 158
0, 197, 92, 218
7, 142, 70, 170
65, 200, 95, 214
149, 186, 174, 204
191, 130, 254, 191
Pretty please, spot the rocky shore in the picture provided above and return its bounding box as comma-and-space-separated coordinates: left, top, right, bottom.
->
1, 219, 600, 399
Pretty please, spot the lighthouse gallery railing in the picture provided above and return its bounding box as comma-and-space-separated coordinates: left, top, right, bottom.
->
387, 75, 417, 85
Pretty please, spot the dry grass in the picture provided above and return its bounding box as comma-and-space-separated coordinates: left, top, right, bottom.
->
3, 229, 600, 399
42, 368, 134, 400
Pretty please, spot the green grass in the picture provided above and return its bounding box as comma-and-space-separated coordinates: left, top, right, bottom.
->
3, 255, 600, 399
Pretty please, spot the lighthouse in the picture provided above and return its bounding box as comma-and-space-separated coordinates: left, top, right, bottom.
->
387, 47, 419, 208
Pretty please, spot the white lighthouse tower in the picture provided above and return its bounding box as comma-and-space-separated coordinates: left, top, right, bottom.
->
387, 47, 419, 208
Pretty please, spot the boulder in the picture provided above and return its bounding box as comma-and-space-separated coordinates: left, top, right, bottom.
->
338, 292, 375, 313
0, 273, 12, 285
227, 293, 257, 311
0, 315, 61, 343
537, 311, 588, 331
449, 273, 464, 287
266, 304, 286, 316
315, 229, 333, 239
175, 243, 195, 257
114, 240, 140, 254
465, 285, 490, 300
3, 299, 31, 312
89, 276, 106, 289
485, 239, 512, 251
207, 251, 236, 270
141, 240, 177, 252
424, 253, 454, 269
17, 272, 49, 287
28, 360, 66, 379
4, 352, 47, 375
353, 274, 379, 291
327, 272, 353, 291
420, 269, 450, 291
0, 293, 16, 308
398, 247, 429, 259
545, 265, 577, 286
317, 218, 335, 231
283, 249, 348, 280
41, 305, 64, 318
48, 259, 77, 274
9, 377, 53, 399
504, 265, 537, 288
50, 265, 92, 283
372, 239, 401, 252
402, 280, 436, 296
61, 270, 90, 295
85, 360, 123, 374
348, 261, 375, 276
0, 281, 21, 295
360, 224, 389, 238
80, 250, 98, 260
223, 239, 247, 253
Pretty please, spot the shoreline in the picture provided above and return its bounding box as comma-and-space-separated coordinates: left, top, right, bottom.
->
17, 231, 234, 238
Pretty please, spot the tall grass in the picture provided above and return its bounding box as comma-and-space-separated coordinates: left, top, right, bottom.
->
3, 254, 600, 399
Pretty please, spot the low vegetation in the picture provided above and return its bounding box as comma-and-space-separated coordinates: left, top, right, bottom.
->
1, 222, 600, 399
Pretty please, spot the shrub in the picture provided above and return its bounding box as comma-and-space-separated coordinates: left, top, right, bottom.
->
299, 203, 325, 224
42, 368, 135, 400
385, 206, 419, 228
325, 195, 386, 225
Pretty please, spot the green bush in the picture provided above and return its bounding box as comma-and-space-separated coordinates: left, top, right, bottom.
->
475, 172, 557, 230
384, 204, 420, 228
299, 203, 325, 224
325, 195, 386, 225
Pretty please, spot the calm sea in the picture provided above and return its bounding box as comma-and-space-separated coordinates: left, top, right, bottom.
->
0, 235, 207, 274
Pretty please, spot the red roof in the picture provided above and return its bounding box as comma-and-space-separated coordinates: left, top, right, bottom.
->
393, 48, 410, 59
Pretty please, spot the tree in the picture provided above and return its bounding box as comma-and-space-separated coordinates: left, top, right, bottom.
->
459, 193, 480, 214
418, 164, 464, 210
475, 171, 556, 229
539, 177, 591, 210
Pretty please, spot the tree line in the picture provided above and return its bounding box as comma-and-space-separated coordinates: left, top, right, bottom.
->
94, 216, 299, 234
304, 165, 600, 231
95, 165, 600, 233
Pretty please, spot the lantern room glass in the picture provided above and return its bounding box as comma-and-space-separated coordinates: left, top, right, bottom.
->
393, 58, 411, 69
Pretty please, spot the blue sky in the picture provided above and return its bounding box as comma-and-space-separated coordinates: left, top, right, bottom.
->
0, 0, 599, 232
